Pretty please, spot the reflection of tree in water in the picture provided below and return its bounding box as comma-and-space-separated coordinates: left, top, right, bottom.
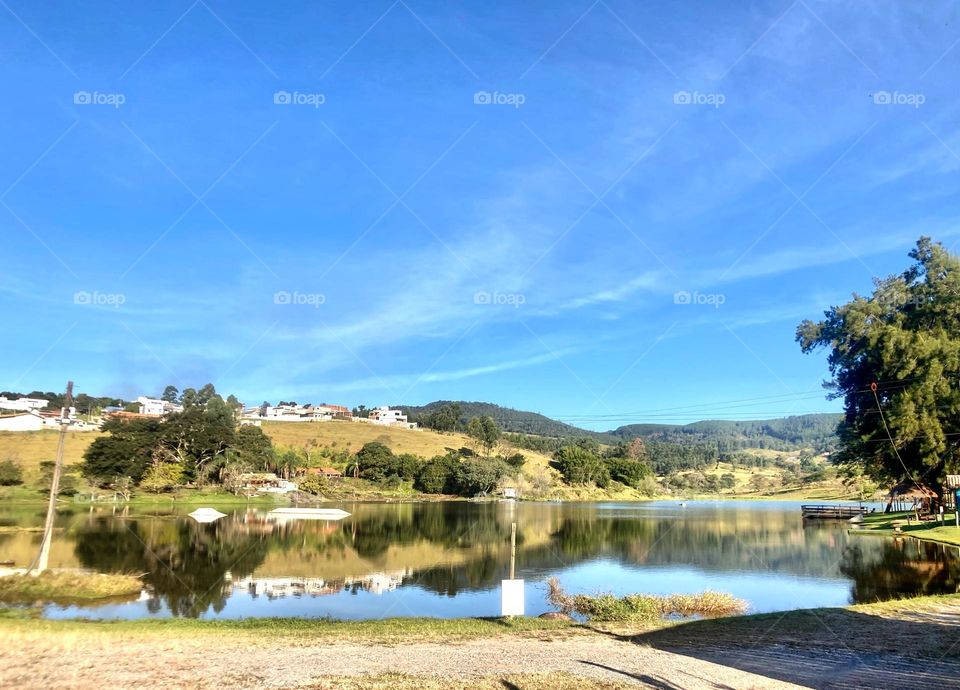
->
839, 539, 960, 603
74, 516, 267, 617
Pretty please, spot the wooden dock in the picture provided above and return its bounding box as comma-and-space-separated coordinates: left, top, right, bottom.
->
801, 504, 867, 520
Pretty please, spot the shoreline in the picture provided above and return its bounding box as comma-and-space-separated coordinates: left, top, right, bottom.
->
2, 594, 957, 688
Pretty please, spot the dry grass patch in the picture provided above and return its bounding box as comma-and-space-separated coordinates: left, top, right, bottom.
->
0, 571, 142, 604
547, 578, 747, 623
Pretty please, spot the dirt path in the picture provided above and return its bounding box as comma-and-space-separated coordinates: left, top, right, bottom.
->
0, 631, 797, 689
2, 600, 959, 689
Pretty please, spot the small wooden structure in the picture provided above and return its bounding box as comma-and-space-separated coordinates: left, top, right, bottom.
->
885, 480, 939, 515
801, 504, 867, 520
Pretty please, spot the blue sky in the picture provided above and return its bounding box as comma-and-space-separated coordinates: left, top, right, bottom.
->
2, 1, 959, 429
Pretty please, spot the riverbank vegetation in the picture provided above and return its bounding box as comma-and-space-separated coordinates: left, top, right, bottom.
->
545, 578, 747, 623
0, 571, 142, 604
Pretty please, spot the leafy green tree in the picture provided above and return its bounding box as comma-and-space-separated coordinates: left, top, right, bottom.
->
297, 474, 328, 496
390, 453, 423, 481
424, 403, 463, 432
82, 417, 165, 483
454, 459, 509, 495
415, 454, 459, 493
352, 442, 395, 482
233, 426, 274, 469
160, 406, 234, 483
798, 237, 960, 495
0, 459, 23, 486
139, 456, 185, 493
467, 415, 501, 455
554, 445, 610, 487
161, 385, 179, 403
605, 457, 650, 488
720, 473, 737, 490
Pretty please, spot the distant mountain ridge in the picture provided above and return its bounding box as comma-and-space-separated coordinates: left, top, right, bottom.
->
399, 401, 841, 451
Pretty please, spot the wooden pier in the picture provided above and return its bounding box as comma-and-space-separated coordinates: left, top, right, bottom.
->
801, 504, 867, 520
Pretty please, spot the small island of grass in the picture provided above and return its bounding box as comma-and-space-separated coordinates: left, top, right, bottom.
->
0, 571, 143, 605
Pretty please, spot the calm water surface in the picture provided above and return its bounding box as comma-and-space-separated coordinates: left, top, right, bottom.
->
1, 500, 957, 620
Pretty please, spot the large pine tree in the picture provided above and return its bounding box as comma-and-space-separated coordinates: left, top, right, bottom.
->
797, 237, 960, 494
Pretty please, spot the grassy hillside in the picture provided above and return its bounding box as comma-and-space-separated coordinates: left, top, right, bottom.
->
261, 420, 559, 474
0, 430, 100, 480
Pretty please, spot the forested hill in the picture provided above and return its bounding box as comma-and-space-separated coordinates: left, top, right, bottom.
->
609, 414, 843, 451
399, 401, 610, 440
401, 401, 841, 452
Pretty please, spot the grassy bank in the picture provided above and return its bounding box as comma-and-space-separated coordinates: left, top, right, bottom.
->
0, 613, 575, 644
2, 592, 957, 649
0, 571, 143, 605
849, 510, 960, 546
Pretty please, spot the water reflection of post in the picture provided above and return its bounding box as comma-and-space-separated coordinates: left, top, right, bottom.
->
501, 521, 524, 616
510, 522, 516, 580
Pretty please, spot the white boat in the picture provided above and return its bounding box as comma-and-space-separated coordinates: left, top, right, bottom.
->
189, 507, 227, 523
267, 508, 351, 521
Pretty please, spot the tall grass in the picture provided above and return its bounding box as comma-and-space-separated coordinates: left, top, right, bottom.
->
0, 571, 143, 604
546, 578, 747, 623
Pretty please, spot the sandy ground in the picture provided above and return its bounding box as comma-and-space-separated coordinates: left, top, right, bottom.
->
3, 600, 960, 689
0, 631, 799, 689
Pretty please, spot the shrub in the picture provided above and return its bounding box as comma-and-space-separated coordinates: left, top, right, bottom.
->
139, 461, 185, 493
297, 474, 328, 496
353, 442, 395, 482
415, 454, 459, 494
546, 578, 747, 622
554, 446, 610, 487
504, 452, 526, 468
389, 453, 423, 481
605, 458, 650, 488
454, 459, 509, 496
0, 460, 23, 486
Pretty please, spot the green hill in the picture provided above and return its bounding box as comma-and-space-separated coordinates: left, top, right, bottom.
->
400, 401, 841, 452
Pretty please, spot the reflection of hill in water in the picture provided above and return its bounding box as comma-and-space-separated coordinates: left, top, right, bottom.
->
1, 502, 954, 617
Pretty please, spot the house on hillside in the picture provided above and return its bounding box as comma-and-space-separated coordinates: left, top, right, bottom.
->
305, 467, 344, 480
0, 411, 45, 431
366, 406, 418, 429
137, 396, 183, 416
0, 396, 48, 412
237, 473, 297, 494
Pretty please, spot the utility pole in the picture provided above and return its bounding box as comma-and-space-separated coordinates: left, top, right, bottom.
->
32, 381, 73, 575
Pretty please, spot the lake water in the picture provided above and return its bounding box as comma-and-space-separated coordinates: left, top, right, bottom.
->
2, 500, 957, 620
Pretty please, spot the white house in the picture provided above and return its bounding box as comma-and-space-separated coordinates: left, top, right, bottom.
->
0, 411, 45, 431
367, 406, 417, 429
137, 396, 183, 416
0, 396, 49, 412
